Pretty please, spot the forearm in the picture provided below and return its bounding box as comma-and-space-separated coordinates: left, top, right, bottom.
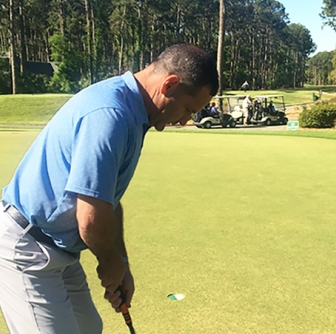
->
77, 194, 122, 262
113, 202, 128, 259
77, 195, 128, 299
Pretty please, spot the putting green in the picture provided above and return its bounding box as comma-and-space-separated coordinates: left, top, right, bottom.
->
1, 130, 336, 333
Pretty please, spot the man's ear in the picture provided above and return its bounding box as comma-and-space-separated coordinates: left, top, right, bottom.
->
160, 75, 180, 97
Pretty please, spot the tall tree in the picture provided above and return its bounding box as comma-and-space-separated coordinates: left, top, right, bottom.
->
216, 0, 226, 111
307, 51, 334, 85
84, 0, 94, 84
286, 23, 316, 88
321, 0, 336, 30
9, 0, 17, 94
18, 0, 25, 73
0, 0, 8, 52
0, 0, 320, 93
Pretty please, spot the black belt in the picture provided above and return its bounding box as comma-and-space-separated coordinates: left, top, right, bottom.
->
1, 200, 56, 247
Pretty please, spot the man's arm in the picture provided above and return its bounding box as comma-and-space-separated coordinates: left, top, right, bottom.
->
76, 194, 130, 309
113, 202, 135, 308
113, 202, 128, 259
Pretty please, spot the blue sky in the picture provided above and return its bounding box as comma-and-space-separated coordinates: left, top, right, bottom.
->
280, 0, 336, 55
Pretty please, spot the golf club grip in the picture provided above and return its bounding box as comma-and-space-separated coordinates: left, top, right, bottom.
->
117, 287, 133, 325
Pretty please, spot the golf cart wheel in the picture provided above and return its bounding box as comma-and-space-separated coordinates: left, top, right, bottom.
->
203, 121, 212, 129
278, 117, 288, 125
229, 120, 236, 128
265, 119, 272, 126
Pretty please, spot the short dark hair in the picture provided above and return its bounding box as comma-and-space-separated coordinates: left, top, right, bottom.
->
153, 44, 219, 96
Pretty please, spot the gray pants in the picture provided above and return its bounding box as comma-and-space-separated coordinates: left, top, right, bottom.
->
0, 202, 102, 334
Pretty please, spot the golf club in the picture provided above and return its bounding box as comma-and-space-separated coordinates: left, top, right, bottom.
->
117, 287, 136, 334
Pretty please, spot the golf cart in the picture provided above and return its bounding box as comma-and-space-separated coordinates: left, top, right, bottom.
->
222, 95, 248, 126
193, 95, 247, 129
193, 112, 235, 129
250, 95, 288, 126
193, 104, 235, 129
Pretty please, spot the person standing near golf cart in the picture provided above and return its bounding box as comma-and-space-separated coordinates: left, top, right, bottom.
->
0, 44, 218, 334
242, 95, 252, 125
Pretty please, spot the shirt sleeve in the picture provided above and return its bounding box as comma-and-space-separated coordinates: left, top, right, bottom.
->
65, 108, 129, 206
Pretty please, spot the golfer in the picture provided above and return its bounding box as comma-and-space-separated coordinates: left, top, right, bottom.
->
0, 44, 218, 333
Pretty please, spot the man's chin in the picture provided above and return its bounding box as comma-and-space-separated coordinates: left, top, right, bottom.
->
154, 123, 166, 131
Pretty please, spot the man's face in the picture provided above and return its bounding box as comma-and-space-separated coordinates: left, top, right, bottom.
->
153, 85, 212, 131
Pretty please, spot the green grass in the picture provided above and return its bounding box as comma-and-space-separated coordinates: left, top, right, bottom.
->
1, 130, 336, 333
1, 86, 336, 126
163, 127, 336, 140
0, 94, 72, 124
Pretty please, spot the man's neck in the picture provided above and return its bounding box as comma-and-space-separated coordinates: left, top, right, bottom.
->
134, 66, 165, 123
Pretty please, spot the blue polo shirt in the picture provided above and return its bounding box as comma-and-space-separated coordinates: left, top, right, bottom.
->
2, 72, 150, 253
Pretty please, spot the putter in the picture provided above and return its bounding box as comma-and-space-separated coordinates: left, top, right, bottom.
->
118, 287, 136, 334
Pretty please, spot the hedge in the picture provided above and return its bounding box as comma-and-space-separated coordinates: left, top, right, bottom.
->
299, 104, 336, 128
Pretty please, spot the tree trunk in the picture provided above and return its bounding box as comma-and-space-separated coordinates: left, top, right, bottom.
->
45, 31, 50, 62
216, 0, 226, 112
263, 34, 269, 89
84, 0, 94, 84
137, 6, 143, 71
140, 2, 149, 69
293, 53, 298, 89
150, 15, 156, 63
18, 0, 26, 74
118, 5, 126, 74
90, 3, 96, 58
0, 29, 6, 51
9, 0, 17, 94
175, 4, 181, 42
230, 36, 240, 89
58, 0, 65, 36
251, 35, 256, 90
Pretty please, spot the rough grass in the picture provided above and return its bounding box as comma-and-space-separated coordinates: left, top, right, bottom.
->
1, 130, 336, 333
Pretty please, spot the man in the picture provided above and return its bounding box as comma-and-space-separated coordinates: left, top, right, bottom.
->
242, 95, 252, 125
268, 101, 276, 114
209, 102, 218, 117
241, 80, 249, 92
0, 44, 218, 333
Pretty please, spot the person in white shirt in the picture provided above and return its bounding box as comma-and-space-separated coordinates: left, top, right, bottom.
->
242, 95, 252, 125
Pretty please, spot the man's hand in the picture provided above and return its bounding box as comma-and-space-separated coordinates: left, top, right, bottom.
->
97, 255, 126, 301
104, 265, 135, 312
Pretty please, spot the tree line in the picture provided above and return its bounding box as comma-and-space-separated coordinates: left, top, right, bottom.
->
307, 0, 336, 86
0, 0, 319, 94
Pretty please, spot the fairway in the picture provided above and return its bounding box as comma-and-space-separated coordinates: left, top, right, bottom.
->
1, 130, 336, 333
